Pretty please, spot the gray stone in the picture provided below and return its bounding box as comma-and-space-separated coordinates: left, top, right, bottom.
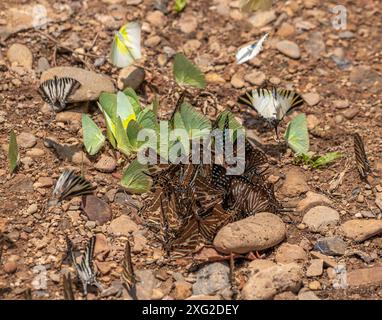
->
276, 40, 301, 59
0, 2, 71, 40
117, 66, 145, 90
248, 10, 276, 28
279, 168, 309, 197
214, 212, 286, 254
94, 155, 116, 173
314, 237, 346, 256
341, 219, 382, 242
108, 215, 139, 236
41, 67, 115, 102
302, 206, 340, 232
192, 262, 231, 296
306, 259, 323, 277
82, 195, 112, 225
304, 32, 326, 59
275, 243, 308, 264
7, 43, 33, 69
350, 65, 382, 93
302, 92, 321, 106
242, 263, 303, 300
17, 132, 37, 148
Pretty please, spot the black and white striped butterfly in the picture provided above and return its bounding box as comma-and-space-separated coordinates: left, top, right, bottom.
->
39, 76, 81, 112
353, 133, 371, 180
239, 88, 304, 138
49, 170, 94, 206
121, 240, 138, 300
70, 236, 103, 296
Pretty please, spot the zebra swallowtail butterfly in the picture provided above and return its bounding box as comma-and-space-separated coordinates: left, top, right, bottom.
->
49, 170, 94, 206
353, 133, 371, 180
70, 236, 103, 296
39, 76, 81, 112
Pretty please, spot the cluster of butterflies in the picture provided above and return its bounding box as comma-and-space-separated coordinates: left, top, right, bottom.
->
139, 136, 281, 259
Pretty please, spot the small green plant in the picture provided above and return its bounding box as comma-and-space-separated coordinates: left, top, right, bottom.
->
174, 0, 187, 13
8, 130, 19, 174
285, 113, 342, 168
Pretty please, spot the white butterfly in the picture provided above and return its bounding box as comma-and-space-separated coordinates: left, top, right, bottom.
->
236, 33, 269, 65
110, 21, 142, 68
239, 88, 304, 137
39, 76, 81, 112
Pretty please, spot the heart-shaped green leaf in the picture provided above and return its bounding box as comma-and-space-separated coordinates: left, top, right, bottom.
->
173, 53, 206, 88
82, 114, 105, 156
284, 113, 310, 155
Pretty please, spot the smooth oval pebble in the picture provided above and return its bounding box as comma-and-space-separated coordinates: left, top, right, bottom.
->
41, 67, 115, 102
213, 212, 286, 254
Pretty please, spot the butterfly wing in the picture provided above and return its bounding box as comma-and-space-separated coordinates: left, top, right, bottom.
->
274, 89, 303, 121
39, 76, 80, 112
353, 133, 371, 180
110, 22, 141, 68
236, 33, 268, 64
239, 89, 277, 121
57, 77, 81, 110
121, 240, 138, 299
39, 77, 58, 108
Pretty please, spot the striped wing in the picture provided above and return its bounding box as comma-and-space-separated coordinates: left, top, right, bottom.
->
211, 164, 231, 190
71, 236, 102, 295
228, 176, 280, 216
353, 133, 371, 180
121, 240, 137, 299
275, 89, 304, 121
168, 217, 201, 259
239, 88, 278, 120
199, 204, 233, 242
39, 76, 81, 112
194, 177, 225, 213
239, 88, 303, 122
63, 273, 75, 300
52, 170, 94, 202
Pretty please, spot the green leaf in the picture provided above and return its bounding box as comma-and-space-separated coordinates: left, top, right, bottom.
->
284, 113, 310, 155
8, 130, 19, 174
82, 114, 105, 156
312, 152, 342, 168
174, 0, 187, 12
173, 53, 206, 88
121, 159, 152, 194
123, 87, 142, 115
115, 116, 133, 155
173, 102, 211, 140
